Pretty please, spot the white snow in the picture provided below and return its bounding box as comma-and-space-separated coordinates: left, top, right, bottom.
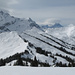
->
6, 60, 17, 66
36, 53, 54, 65
55, 56, 69, 64
0, 31, 28, 59
45, 25, 75, 45
0, 67, 75, 75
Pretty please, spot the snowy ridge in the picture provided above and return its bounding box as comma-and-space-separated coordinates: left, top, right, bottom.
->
0, 31, 28, 59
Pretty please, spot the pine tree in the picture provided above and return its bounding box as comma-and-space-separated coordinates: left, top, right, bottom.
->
15, 58, 24, 66
0, 59, 5, 66
31, 56, 38, 67
68, 63, 72, 67
26, 61, 28, 66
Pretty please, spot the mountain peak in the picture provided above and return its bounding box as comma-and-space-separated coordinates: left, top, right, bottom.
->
0, 9, 9, 15
41, 23, 63, 29
0, 10, 43, 33
28, 18, 34, 23
50, 23, 63, 28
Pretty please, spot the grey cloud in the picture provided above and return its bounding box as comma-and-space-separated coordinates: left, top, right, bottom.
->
14, 0, 75, 9
10, 5, 75, 25
0, 0, 18, 9
0, 0, 9, 8
0, 0, 75, 10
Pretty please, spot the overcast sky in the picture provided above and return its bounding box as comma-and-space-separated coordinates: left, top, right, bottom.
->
0, 0, 75, 25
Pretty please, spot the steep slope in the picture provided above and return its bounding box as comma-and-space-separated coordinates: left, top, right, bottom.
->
0, 31, 28, 59
20, 27, 75, 66
0, 10, 42, 33
45, 24, 75, 45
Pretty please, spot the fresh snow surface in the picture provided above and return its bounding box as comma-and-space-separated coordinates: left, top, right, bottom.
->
0, 31, 28, 59
0, 67, 75, 75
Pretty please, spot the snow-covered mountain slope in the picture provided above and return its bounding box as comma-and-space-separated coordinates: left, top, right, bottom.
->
0, 10, 75, 67
45, 24, 75, 45
0, 31, 28, 59
0, 10, 43, 33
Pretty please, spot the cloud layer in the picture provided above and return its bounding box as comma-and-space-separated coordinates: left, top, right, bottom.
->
38, 18, 61, 25
15, 0, 75, 9
0, 0, 75, 25
0, 0, 18, 9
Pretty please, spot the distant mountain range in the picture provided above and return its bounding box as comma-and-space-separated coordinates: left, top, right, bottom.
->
41, 23, 63, 29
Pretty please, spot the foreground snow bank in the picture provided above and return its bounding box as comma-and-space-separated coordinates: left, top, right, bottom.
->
0, 67, 75, 75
